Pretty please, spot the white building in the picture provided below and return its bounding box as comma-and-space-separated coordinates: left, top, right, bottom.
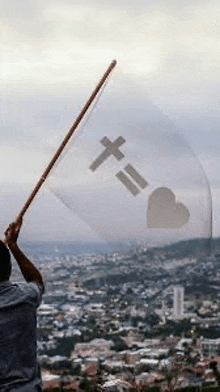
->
200, 337, 220, 358
173, 285, 184, 319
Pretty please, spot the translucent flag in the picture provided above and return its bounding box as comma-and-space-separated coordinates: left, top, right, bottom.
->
47, 73, 212, 253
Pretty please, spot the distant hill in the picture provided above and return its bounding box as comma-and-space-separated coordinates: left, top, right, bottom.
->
148, 237, 219, 260
20, 237, 220, 259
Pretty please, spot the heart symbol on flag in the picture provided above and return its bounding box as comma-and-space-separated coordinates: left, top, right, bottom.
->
147, 187, 190, 228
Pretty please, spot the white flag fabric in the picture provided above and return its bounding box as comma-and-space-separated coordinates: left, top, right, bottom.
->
47, 73, 212, 252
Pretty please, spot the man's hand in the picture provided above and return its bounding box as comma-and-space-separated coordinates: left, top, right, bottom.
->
3, 218, 44, 291
4, 218, 22, 246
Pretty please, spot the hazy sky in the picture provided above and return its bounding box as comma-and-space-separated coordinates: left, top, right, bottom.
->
1, 0, 220, 243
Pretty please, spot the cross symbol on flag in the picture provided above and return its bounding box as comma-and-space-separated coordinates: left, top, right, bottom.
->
90, 136, 148, 196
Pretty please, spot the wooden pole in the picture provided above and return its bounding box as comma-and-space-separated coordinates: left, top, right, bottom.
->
14, 60, 117, 224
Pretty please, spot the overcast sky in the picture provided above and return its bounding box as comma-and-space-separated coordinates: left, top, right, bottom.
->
1, 0, 220, 244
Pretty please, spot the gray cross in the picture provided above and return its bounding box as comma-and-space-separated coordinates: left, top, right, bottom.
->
89, 136, 126, 171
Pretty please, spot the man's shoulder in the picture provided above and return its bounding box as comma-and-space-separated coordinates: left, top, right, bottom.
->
0, 281, 44, 308
27, 281, 44, 296
17, 281, 44, 302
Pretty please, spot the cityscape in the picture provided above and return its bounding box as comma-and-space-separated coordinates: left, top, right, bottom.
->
13, 239, 220, 391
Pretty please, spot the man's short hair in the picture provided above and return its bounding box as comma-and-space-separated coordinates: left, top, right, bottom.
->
0, 240, 11, 281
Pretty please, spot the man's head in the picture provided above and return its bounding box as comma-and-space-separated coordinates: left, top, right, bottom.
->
0, 240, 11, 281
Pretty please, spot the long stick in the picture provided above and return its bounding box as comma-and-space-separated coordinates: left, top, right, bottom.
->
14, 60, 117, 224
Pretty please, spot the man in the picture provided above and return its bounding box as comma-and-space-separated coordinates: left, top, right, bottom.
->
0, 220, 45, 392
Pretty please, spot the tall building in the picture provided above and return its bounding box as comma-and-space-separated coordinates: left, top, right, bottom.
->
173, 285, 184, 319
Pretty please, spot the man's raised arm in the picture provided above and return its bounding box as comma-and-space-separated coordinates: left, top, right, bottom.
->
4, 221, 45, 292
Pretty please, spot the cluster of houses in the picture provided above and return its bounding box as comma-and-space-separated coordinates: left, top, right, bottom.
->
12, 241, 220, 390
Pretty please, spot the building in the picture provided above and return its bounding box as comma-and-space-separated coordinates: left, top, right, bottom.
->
200, 338, 220, 358
173, 285, 184, 319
